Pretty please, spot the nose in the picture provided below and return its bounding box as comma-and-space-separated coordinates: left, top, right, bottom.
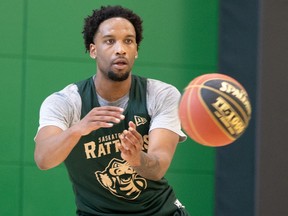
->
115, 42, 126, 56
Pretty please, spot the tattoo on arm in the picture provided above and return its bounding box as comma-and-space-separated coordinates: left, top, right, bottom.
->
131, 152, 162, 181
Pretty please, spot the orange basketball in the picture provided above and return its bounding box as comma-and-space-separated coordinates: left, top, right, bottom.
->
178, 73, 252, 147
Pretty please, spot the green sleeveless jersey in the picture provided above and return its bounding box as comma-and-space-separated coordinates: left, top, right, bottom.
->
65, 75, 179, 215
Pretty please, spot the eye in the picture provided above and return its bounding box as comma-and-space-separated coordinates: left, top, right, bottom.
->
105, 39, 115, 45
125, 38, 134, 44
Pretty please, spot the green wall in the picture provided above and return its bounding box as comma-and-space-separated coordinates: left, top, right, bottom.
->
0, 0, 218, 215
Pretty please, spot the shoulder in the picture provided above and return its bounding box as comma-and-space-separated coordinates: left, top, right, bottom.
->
40, 84, 81, 118
147, 78, 181, 100
147, 78, 178, 90
38, 83, 81, 131
58, 83, 79, 98
44, 84, 80, 104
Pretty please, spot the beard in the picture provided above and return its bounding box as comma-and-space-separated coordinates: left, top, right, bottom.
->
107, 70, 130, 82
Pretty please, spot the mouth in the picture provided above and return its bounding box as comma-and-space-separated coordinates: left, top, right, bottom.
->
112, 58, 128, 69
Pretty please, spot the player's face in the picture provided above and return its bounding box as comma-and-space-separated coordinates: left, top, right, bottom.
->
91, 17, 138, 82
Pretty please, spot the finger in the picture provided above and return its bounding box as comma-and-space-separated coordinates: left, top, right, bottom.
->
122, 130, 143, 151
128, 121, 136, 129
119, 133, 132, 151
92, 121, 114, 128
128, 125, 143, 142
123, 130, 135, 143
91, 110, 125, 121
93, 115, 123, 124
96, 106, 124, 112
88, 107, 125, 124
91, 106, 124, 117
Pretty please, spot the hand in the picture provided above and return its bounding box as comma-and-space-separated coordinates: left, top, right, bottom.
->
119, 121, 143, 166
75, 106, 125, 136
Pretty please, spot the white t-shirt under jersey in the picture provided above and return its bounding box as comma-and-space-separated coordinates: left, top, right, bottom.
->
37, 78, 186, 142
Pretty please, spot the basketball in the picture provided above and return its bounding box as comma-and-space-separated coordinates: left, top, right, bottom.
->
178, 73, 252, 147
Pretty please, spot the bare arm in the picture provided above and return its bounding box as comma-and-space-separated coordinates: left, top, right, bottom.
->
34, 106, 124, 170
119, 121, 178, 181
34, 125, 81, 170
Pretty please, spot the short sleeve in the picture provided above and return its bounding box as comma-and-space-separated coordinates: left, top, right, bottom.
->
147, 79, 187, 142
37, 84, 81, 132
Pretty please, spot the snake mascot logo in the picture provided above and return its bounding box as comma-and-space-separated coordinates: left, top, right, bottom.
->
95, 158, 147, 200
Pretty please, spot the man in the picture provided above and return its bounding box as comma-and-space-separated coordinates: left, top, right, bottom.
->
34, 5, 189, 216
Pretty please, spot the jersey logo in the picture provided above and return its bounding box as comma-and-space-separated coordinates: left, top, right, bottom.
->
174, 199, 185, 209
95, 158, 147, 200
134, 115, 147, 127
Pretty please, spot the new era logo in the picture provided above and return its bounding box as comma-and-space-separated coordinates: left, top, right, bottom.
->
134, 116, 147, 127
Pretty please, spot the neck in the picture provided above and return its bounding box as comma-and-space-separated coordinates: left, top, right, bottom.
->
94, 73, 131, 102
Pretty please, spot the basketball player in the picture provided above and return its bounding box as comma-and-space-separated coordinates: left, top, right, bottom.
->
34, 5, 189, 216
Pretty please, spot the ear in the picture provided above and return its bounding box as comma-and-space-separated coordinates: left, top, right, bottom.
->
89, 43, 97, 59
135, 50, 138, 59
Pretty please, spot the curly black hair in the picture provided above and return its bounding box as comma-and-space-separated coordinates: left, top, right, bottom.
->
82, 5, 143, 52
